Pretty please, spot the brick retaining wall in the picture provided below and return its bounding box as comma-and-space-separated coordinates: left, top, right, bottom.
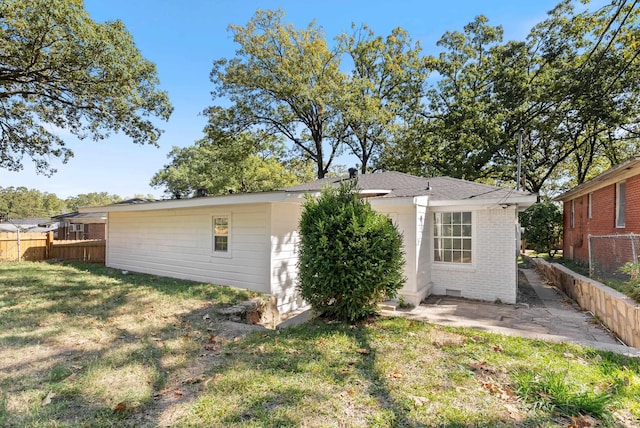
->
528, 257, 640, 348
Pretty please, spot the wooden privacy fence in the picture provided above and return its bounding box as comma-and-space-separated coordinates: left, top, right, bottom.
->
0, 232, 105, 263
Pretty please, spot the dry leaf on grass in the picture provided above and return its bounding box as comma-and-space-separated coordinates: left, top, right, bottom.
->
356, 348, 370, 355
482, 381, 514, 400
41, 391, 56, 405
113, 401, 127, 413
492, 344, 504, 353
407, 394, 429, 406
469, 361, 496, 374
182, 377, 203, 385
568, 415, 595, 428
387, 370, 403, 380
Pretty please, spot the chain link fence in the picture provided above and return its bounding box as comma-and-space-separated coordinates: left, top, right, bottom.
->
588, 234, 640, 279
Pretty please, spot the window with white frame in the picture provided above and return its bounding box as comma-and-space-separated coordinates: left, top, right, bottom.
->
588, 193, 593, 219
433, 212, 472, 263
213, 216, 230, 253
616, 181, 626, 228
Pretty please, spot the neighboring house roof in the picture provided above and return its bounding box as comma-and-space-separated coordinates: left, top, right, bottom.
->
80, 171, 537, 213
0, 218, 57, 232
557, 155, 640, 201
52, 211, 107, 224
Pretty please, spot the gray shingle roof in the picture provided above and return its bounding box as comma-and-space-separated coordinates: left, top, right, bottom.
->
285, 171, 531, 201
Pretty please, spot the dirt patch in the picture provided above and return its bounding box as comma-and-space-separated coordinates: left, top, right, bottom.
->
517, 269, 544, 307
126, 302, 274, 427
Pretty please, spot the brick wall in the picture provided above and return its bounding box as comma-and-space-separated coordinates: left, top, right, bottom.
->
57, 223, 105, 240
430, 207, 517, 304
85, 223, 106, 240
563, 173, 640, 267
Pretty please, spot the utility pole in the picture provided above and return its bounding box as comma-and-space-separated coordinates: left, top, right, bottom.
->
516, 129, 523, 191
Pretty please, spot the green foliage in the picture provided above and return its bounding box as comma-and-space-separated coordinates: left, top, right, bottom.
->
620, 261, 640, 282
64, 192, 123, 211
379, 2, 640, 195
619, 261, 640, 302
150, 128, 314, 197
336, 25, 428, 173
209, 9, 343, 179
208, 9, 430, 179
0, 0, 172, 175
0, 186, 65, 219
519, 203, 562, 257
297, 180, 405, 322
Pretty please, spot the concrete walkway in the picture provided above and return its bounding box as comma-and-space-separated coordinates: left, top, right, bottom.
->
381, 268, 640, 357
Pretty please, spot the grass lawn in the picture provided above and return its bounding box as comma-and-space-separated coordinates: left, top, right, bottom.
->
1, 261, 639, 427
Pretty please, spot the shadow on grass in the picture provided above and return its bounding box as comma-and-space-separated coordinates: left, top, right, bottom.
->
0, 261, 261, 427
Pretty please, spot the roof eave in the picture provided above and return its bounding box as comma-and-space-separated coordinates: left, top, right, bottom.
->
79, 191, 302, 213
556, 156, 640, 201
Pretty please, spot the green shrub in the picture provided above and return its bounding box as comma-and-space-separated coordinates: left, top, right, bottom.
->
297, 180, 405, 322
519, 202, 562, 257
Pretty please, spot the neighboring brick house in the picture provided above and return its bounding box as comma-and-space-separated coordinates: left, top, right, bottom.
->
52, 212, 107, 240
557, 155, 640, 271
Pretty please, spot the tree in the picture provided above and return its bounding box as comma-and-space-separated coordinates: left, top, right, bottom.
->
208, 9, 343, 179
0, 186, 65, 219
380, 16, 508, 181
490, 0, 640, 194
150, 127, 314, 198
519, 202, 562, 257
336, 25, 427, 173
0, 0, 172, 175
65, 192, 123, 212
381, 1, 640, 196
297, 181, 405, 322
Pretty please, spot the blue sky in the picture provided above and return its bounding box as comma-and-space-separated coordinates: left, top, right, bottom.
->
0, 0, 568, 199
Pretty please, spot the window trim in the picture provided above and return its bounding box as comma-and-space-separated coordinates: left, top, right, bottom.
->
212, 214, 232, 257
587, 193, 592, 219
616, 181, 626, 228
433, 211, 473, 265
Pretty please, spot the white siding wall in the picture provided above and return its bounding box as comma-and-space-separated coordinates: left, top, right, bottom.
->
370, 202, 431, 305
429, 207, 517, 303
269, 203, 303, 312
106, 204, 271, 293
415, 204, 433, 302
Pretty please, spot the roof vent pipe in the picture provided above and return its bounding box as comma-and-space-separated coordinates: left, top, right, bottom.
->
348, 167, 358, 179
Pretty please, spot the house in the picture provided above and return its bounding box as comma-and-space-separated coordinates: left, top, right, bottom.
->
52, 199, 157, 240
557, 155, 640, 274
52, 212, 107, 240
80, 172, 536, 312
0, 218, 57, 233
